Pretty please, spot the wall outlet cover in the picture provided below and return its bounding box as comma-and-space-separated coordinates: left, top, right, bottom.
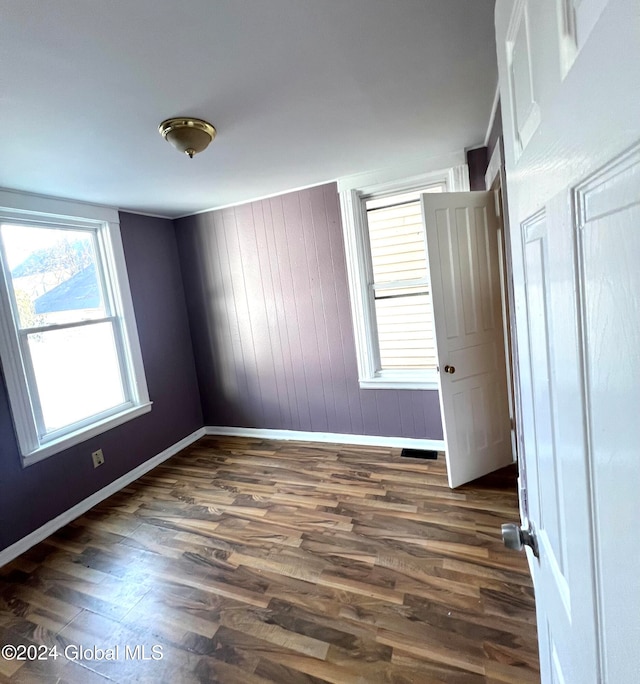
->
91, 449, 105, 468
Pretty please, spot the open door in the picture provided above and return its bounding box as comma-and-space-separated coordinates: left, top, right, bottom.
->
422, 191, 513, 488
496, 0, 640, 681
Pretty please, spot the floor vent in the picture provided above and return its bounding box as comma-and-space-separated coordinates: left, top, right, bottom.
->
400, 448, 438, 460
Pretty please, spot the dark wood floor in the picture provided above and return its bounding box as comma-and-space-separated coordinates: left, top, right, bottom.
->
0, 436, 539, 683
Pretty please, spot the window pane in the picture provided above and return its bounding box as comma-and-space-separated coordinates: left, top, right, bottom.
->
27, 322, 126, 433
374, 291, 436, 370
366, 201, 428, 284
1, 224, 106, 329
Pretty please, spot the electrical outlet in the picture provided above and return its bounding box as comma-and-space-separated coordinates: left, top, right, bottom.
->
91, 449, 105, 468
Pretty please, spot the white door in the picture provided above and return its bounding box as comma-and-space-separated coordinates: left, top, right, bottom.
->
422, 191, 513, 488
496, 0, 640, 682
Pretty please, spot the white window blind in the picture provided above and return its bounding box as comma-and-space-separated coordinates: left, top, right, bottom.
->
364, 187, 442, 372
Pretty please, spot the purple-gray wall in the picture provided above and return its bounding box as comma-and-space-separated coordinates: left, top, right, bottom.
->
0, 212, 203, 553
175, 183, 443, 440
467, 146, 489, 190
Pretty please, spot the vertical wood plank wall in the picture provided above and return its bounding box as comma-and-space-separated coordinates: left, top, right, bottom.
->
175, 183, 443, 440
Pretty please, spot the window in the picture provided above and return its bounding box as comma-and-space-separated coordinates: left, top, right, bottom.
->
338, 165, 469, 389
365, 189, 441, 375
0, 191, 150, 465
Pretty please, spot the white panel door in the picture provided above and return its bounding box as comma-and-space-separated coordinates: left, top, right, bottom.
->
496, 0, 640, 681
422, 192, 513, 488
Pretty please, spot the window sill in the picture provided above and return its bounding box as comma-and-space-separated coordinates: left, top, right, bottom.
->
358, 373, 439, 391
21, 402, 153, 467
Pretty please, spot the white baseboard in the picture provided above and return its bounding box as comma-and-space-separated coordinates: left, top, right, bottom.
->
0, 427, 206, 568
205, 425, 446, 451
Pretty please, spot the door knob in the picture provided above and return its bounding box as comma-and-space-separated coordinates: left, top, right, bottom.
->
444, 365, 455, 374
501, 523, 539, 557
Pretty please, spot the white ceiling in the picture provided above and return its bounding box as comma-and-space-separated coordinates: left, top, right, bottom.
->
0, 1, 497, 218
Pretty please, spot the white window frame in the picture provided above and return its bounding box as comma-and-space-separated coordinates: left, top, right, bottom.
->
0, 190, 151, 466
338, 164, 470, 390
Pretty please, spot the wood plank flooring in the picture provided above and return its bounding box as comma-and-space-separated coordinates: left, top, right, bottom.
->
0, 436, 539, 683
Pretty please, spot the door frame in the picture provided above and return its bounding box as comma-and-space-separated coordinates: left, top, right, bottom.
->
486, 143, 518, 454
485, 138, 528, 519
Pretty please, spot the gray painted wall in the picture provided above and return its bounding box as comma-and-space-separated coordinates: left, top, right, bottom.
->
0, 212, 203, 552
175, 183, 443, 440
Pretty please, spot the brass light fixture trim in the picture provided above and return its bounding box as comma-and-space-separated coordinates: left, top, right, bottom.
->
158, 117, 216, 158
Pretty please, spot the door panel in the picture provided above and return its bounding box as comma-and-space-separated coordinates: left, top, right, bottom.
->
496, 0, 640, 680
521, 210, 570, 608
506, 1, 541, 156
422, 192, 513, 488
575, 146, 640, 683
514, 195, 600, 684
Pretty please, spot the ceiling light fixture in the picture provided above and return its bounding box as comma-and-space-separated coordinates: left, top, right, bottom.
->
158, 117, 216, 158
